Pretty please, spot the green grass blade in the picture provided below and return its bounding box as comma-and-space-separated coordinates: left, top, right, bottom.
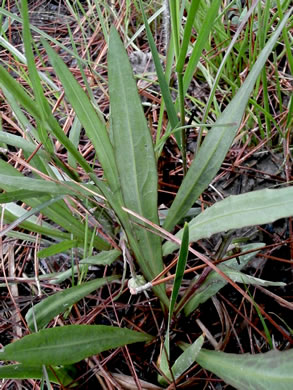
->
246, 286, 273, 349
0, 65, 92, 174
139, 0, 179, 131
3, 201, 108, 252
26, 276, 119, 331
160, 223, 189, 381
176, 0, 200, 73
276, 0, 293, 76
0, 325, 153, 365
183, 0, 221, 94
0, 7, 89, 68
169, 222, 189, 318
163, 10, 292, 233
0, 65, 42, 123
21, 0, 54, 152
196, 348, 293, 390
108, 27, 164, 286
0, 364, 74, 387
163, 187, 293, 256
201, 0, 258, 132
168, 0, 180, 59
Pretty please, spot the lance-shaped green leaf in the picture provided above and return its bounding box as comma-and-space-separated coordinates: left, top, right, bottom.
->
0, 190, 47, 203
217, 268, 286, 287
43, 40, 119, 193
163, 11, 291, 233
0, 364, 75, 386
108, 27, 165, 295
1, 196, 108, 250
0, 131, 49, 159
0, 174, 90, 197
171, 335, 204, 382
0, 160, 108, 250
159, 335, 204, 386
26, 276, 119, 331
47, 264, 89, 285
0, 196, 63, 237
2, 203, 70, 240
164, 187, 293, 256
37, 239, 79, 258
195, 348, 293, 390
0, 325, 153, 366
80, 249, 121, 266
184, 243, 264, 315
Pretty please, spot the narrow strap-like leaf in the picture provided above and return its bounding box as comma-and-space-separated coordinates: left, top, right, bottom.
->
163, 10, 292, 233
108, 27, 167, 304
163, 187, 293, 256
196, 348, 293, 390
